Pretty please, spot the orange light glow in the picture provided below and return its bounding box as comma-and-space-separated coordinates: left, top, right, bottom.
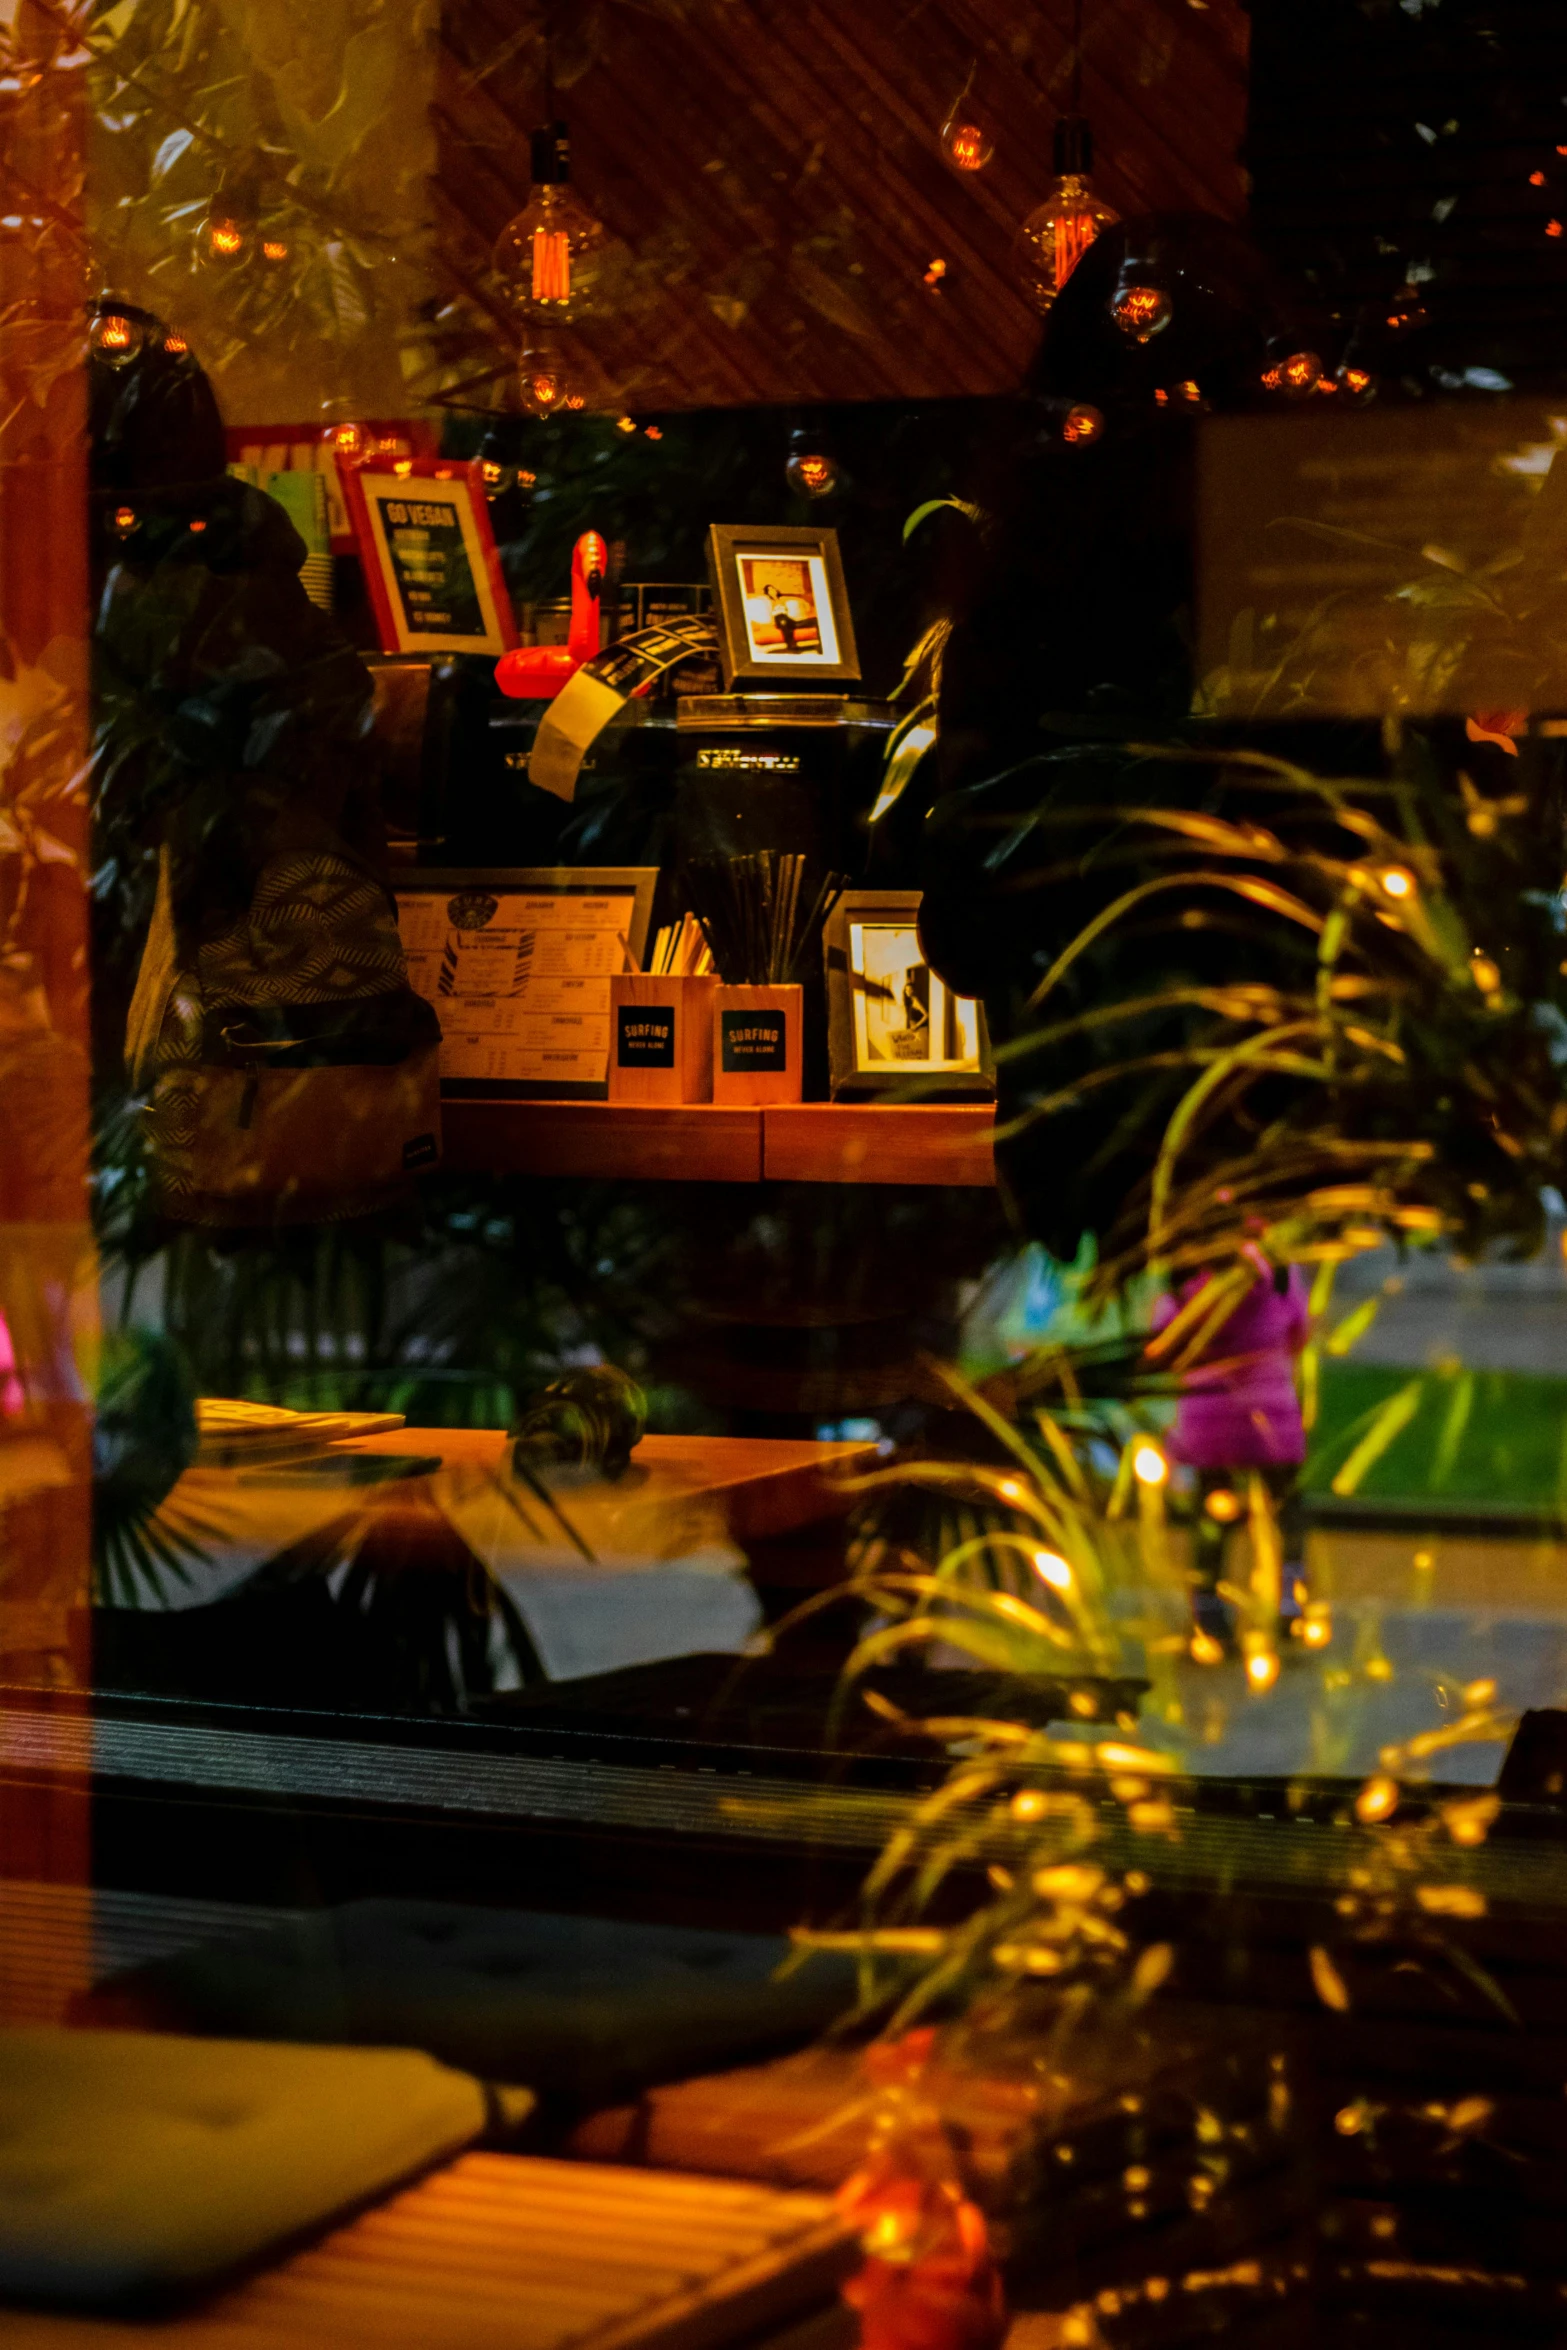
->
163, 331, 188, 355
261, 238, 289, 263
943, 121, 991, 172
1300, 1613, 1331, 1649
325, 421, 367, 458
1549, 220, 1565, 238
97, 315, 133, 352
644, 424, 662, 438
1033, 1549, 1073, 1591
111, 505, 138, 534
1189, 1629, 1225, 1666
532, 226, 572, 304
1203, 1487, 1242, 1523
1378, 865, 1415, 899
1530, 170, 1547, 186
207, 220, 245, 258
1356, 1774, 1399, 1823
1110, 283, 1171, 342
792, 453, 833, 491
1062, 403, 1104, 444
1263, 350, 1322, 396
1339, 366, 1374, 396
923, 258, 947, 288
1246, 1651, 1279, 1691
616, 415, 636, 433
393, 458, 413, 477
1131, 1442, 1167, 1486
188, 518, 206, 533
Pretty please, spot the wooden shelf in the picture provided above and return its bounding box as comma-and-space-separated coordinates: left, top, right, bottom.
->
763, 1102, 994, 1187
441, 1101, 763, 1184
440, 1099, 995, 1187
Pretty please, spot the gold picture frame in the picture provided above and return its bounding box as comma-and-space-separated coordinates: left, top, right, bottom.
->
823, 889, 993, 1101
705, 523, 861, 690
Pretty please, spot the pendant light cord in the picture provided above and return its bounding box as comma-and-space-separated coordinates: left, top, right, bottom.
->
542, 3, 556, 121
1071, 0, 1084, 118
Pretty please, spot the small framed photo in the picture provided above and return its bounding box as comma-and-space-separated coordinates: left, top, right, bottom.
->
824, 890, 993, 1100
394, 867, 657, 1099
341, 456, 518, 658
705, 523, 860, 689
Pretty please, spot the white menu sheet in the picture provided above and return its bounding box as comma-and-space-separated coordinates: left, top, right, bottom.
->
398, 885, 638, 1090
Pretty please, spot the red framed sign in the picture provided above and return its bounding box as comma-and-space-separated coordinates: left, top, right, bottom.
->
339, 455, 518, 658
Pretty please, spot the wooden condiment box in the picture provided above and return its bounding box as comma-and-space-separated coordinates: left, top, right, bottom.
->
712, 984, 803, 1105
608, 973, 718, 1103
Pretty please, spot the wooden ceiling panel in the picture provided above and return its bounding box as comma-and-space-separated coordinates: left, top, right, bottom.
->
437, 0, 1249, 408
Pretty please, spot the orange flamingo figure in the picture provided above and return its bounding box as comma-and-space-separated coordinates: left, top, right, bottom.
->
495, 530, 607, 700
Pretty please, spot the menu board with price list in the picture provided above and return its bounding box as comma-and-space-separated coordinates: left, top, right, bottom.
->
396, 871, 655, 1098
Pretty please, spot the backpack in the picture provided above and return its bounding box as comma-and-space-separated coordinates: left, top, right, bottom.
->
126, 845, 441, 1226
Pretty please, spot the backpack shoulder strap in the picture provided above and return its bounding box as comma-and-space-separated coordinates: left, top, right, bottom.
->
125, 845, 181, 1090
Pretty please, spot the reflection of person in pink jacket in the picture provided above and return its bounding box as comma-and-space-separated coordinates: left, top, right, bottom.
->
1150, 1254, 1309, 1647
0, 1312, 22, 1417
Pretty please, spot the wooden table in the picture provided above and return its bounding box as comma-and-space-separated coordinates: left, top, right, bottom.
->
439, 1100, 996, 1187
343, 1429, 878, 1545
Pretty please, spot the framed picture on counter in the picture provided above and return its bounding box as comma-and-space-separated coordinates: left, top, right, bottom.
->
395, 869, 657, 1099
823, 890, 993, 1101
705, 522, 860, 689
341, 455, 518, 658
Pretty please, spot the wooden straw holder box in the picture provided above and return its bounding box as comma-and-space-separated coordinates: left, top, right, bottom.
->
712, 984, 803, 1105
608, 973, 718, 1103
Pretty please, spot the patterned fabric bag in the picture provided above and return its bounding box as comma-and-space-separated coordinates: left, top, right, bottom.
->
126, 847, 441, 1226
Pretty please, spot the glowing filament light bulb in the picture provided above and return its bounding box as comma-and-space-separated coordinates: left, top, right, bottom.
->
517, 337, 584, 419
1132, 1442, 1167, 1487
1335, 363, 1377, 405
786, 425, 839, 497
940, 116, 993, 173
198, 190, 257, 271
260, 235, 290, 268
1378, 864, 1415, 900
1062, 403, 1105, 445
89, 308, 143, 367
938, 63, 994, 172
1109, 281, 1172, 343
493, 123, 606, 321
1014, 118, 1120, 315
1262, 350, 1323, 398
163, 330, 188, 356
322, 420, 367, 461
1246, 1650, 1280, 1692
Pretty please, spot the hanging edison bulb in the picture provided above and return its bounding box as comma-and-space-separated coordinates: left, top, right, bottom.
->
197, 187, 257, 272
258, 229, 293, 273
939, 67, 994, 173
478, 431, 517, 498
321, 419, 369, 461
1334, 360, 1378, 406
1261, 347, 1323, 398
1108, 277, 1172, 343
493, 123, 607, 321
89, 303, 145, 368
518, 336, 587, 419
1061, 403, 1104, 445
1014, 119, 1120, 316
785, 425, 839, 498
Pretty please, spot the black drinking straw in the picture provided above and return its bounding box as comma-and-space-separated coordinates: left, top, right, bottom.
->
683, 853, 844, 986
